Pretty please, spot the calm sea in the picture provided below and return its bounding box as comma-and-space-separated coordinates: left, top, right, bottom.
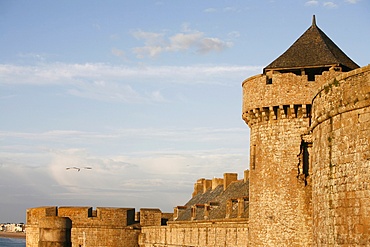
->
0, 237, 26, 247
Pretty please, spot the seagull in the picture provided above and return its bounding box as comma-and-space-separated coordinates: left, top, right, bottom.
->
66, 166, 92, 172
66, 167, 81, 172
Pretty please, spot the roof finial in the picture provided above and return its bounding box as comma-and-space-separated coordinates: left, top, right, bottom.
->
312, 15, 316, 27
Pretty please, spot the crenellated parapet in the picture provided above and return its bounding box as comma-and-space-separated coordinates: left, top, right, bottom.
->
243, 104, 311, 126
241, 70, 344, 127
26, 206, 143, 247
310, 64, 370, 131
242, 73, 316, 112
58, 206, 136, 227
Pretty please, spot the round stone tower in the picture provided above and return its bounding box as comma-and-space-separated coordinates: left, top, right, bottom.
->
242, 16, 359, 246
311, 65, 370, 245
38, 216, 72, 247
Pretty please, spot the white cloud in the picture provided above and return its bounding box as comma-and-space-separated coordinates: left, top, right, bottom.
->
0, 63, 261, 102
0, 126, 250, 212
0, 62, 260, 105
131, 28, 233, 58
92, 23, 101, 31
228, 31, 240, 39
323, 1, 338, 8
17, 52, 49, 61
168, 32, 204, 51
180, 23, 193, 33
223, 6, 239, 12
198, 38, 233, 54
132, 46, 164, 58
305, 0, 319, 6
146, 90, 167, 102
109, 34, 120, 41
68, 81, 149, 103
111, 47, 125, 58
0, 127, 249, 149
204, 8, 217, 13
132, 30, 165, 46
305, 0, 358, 7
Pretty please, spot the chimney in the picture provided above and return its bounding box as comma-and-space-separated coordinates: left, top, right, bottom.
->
225, 199, 234, 218
191, 205, 196, 221
212, 177, 223, 190
173, 206, 187, 220
223, 173, 238, 191
244, 170, 249, 182
204, 204, 210, 220
237, 198, 245, 218
203, 179, 212, 193
192, 178, 205, 197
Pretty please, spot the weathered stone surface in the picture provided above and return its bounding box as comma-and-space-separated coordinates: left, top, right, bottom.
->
38, 217, 71, 247
243, 71, 315, 246
311, 65, 370, 246
27, 207, 140, 247
139, 220, 248, 247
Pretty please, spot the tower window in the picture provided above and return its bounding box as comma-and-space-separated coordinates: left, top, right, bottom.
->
297, 140, 311, 186
307, 73, 315, 81
251, 144, 256, 170
266, 77, 272, 84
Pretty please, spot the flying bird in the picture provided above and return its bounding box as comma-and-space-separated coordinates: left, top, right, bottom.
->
66, 167, 81, 172
66, 166, 93, 172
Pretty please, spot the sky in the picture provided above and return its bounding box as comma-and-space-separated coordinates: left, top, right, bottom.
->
0, 0, 369, 223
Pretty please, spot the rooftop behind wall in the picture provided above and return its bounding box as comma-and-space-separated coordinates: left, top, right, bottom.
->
175, 172, 249, 221
192, 173, 241, 197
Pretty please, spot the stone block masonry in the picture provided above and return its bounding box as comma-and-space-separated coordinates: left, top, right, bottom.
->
311, 65, 370, 246
38, 217, 71, 247
243, 70, 316, 246
26, 206, 141, 247
139, 220, 248, 247
139, 208, 162, 227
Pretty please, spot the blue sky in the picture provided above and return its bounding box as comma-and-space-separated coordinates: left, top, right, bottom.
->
0, 0, 369, 223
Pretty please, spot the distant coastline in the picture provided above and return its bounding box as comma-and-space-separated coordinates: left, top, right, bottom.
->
0, 231, 26, 239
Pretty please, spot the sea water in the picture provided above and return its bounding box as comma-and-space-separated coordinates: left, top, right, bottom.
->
0, 237, 26, 247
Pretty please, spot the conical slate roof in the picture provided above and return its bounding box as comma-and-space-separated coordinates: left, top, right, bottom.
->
264, 16, 359, 73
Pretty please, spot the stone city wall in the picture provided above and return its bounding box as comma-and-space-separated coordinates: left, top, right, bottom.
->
139, 219, 248, 247
59, 207, 139, 247
139, 208, 162, 227
38, 216, 72, 247
26, 206, 58, 247
311, 65, 370, 245
26, 206, 140, 247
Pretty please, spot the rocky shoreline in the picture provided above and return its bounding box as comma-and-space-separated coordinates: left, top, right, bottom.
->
0, 231, 26, 239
